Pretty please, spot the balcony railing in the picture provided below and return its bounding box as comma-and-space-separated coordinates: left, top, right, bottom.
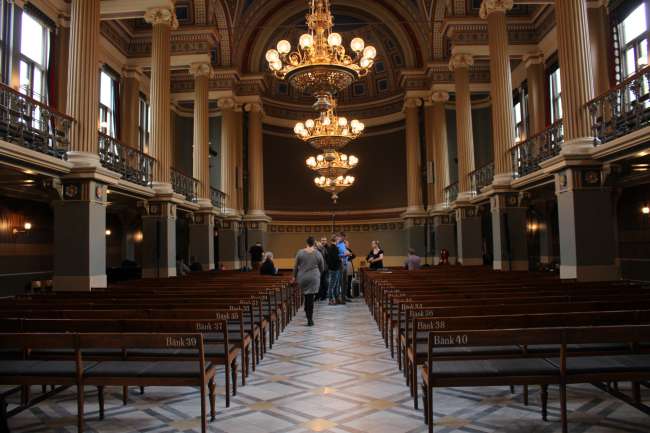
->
98, 133, 155, 186
171, 168, 198, 202
0, 83, 72, 159
210, 187, 226, 214
588, 65, 650, 145
443, 182, 459, 207
469, 162, 494, 195
511, 120, 564, 179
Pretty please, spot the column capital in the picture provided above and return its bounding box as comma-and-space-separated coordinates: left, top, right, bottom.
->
403, 96, 422, 110
479, 0, 513, 19
448, 53, 474, 71
190, 62, 212, 78
523, 52, 545, 68
217, 97, 236, 110
144, 7, 178, 29
431, 91, 450, 103
244, 102, 263, 113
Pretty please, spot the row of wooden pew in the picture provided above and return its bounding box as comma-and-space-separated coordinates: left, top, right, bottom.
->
0, 271, 299, 433
361, 266, 650, 433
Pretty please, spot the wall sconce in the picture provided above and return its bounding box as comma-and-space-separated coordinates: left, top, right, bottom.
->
105, 229, 112, 236
133, 230, 143, 242
642, 204, 650, 215
12, 221, 32, 235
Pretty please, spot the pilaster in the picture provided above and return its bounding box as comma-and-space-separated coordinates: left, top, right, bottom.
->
490, 191, 529, 271
432, 211, 457, 265
455, 205, 483, 266
141, 199, 178, 278
403, 96, 425, 217
244, 100, 270, 222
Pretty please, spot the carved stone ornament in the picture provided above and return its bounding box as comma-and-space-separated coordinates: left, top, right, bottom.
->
217, 97, 236, 110
431, 91, 450, 103
479, 0, 514, 19
144, 7, 179, 29
448, 53, 474, 71
189, 62, 212, 78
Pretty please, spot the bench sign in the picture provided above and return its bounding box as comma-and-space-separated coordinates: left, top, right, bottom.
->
434, 334, 469, 346
417, 320, 447, 331
166, 336, 198, 348
195, 321, 224, 331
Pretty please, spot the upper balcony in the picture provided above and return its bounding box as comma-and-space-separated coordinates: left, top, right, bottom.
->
171, 168, 199, 202
98, 133, 155, 187
469, 162, 494, 196
0, 83, 72, 160
511, 120, 564, 180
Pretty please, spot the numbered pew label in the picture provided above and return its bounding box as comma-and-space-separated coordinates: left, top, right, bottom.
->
403, 303, 423, 310
433, 334, 469, 346
195, 322, 224, 332
166, 336, 198, 348
416, 320, 447, 331
215, 312, 240, 321
412, 309, 435, 318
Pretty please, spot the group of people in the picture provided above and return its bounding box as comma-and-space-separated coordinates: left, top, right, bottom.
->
249, 242, 280, 276
291, 232, 357, 326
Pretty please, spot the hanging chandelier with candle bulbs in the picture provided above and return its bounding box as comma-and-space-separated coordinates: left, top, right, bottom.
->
294, 96, 365, 151
314, 175, 355, 203
265, 0, 377, 97
306, 151, 358, 202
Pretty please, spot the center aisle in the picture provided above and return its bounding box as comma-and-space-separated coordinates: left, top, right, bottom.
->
220, 299, 424, 433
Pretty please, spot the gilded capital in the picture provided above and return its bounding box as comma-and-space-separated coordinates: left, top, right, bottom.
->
479, 0, 514, 19
403, 97, 423, 110
144, 7, 178, 29
448, 53, 474, 71
217, 97, 236, 110
523, 52, 545, 68
190, 62, 212, 78
431, 91, 450, 103
244, 102, 263, 113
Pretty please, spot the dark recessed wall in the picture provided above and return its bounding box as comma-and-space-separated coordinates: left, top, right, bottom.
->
618, 184, 650, 281
263, 128, 407, 211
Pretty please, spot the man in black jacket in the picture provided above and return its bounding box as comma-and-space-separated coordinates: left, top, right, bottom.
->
316, 237, 329, 300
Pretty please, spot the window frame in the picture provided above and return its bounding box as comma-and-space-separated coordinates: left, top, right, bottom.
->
138, 93, 151, 153
99, 68, 118, 138
618, 1, 650, 79
548, 65, 562, 124
18, 9, 49, 102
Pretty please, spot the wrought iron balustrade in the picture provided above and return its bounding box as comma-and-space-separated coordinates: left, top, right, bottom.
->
171, 168, 199, 202
98, 133, 155, 186
210, 187, 226, 214
588, 66, 650, 145
469, 162, 494, 195
511, 120, 564, 179
443, 182, 459, 207
0, 83, 72, 159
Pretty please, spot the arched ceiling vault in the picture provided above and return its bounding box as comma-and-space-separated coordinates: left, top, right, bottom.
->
234, 0, 427, 72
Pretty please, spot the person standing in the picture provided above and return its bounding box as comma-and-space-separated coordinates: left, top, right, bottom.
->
366, 240, 384, 270
325, 235, 342, 305
249, 242, 264, 271
405, 248, 422, 270
316, 237, 329, 301
292, 237, 324, 326
336, 233, 351, 304
344, 240, 355, 300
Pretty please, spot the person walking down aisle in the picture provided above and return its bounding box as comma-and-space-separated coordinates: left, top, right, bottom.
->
326, 236, 342, 305
366, 240, 384, 270
292, 237, 324, 326
337, 233, 352, 304
317, 237, 329, 301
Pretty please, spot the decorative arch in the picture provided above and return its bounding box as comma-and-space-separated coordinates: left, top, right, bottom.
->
211, 0, 233, 65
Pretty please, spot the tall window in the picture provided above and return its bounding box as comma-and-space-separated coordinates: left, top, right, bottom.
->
619, 2, 649, 79
99, 69, 117, 137
513, 85, 528, 142
19, 11, 49, 102
138, 95, 150, 152
549, 67, 562, 123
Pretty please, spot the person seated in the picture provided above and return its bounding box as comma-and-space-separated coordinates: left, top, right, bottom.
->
260, 251, 279, 275
176, 257, 191, 276
189, 256, 203, 272
404, 248, 421, 271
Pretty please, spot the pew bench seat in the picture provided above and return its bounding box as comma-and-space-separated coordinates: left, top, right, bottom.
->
546, 354, 650, 375
85, 360, 216, 378
0, 360, 97, 377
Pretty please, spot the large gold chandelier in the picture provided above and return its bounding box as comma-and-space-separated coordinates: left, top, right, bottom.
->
294, 96, 365, 151
265, 0, 376, 97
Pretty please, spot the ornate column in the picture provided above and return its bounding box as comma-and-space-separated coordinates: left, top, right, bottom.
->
524, 53, 547, 135
556, 0, 594, 148
450, 53, 482, 266
588, 1, 612, 97
120, 68, 142, 149
424, 101, 435, 210
481, 0, 529, 271
145, 6, 177, 189
53, 0, 119, 291
481, 0, 515, 183
244, 101, 271, 248
430, 91, 456, 264
449, 53, 475, 201
218, 97, 243, 269
141, 6, 178, 278
54, 18, 70, 113
544, 0, 618, 280
403, 95, 427, 256
65, 0, 100, 162
188, 62, 215, 270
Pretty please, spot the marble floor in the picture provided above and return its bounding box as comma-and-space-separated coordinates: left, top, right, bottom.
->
5, 299, 650, 433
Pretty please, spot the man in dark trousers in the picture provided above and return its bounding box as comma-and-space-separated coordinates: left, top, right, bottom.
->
316, 237, 329, 300
249, 242, 264, 271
